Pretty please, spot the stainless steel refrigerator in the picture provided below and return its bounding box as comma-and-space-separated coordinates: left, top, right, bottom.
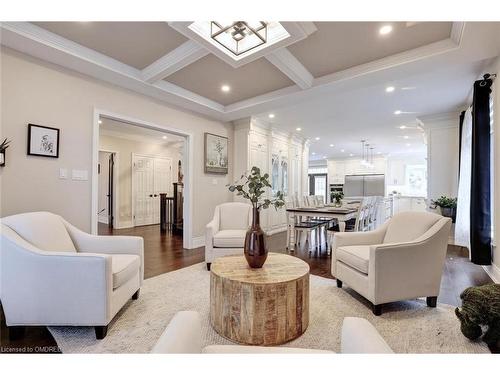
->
343, 174, 385, 197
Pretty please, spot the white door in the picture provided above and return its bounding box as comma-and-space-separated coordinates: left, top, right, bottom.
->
134, 155, 155, 226
133, 155, 172, 226
153, 158, 172, 222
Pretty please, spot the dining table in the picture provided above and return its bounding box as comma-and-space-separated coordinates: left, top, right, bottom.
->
285, 205, 358, 251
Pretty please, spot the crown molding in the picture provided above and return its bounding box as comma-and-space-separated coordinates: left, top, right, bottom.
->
265, 47, 313, 89
0, 22, 226, 120
141, 40, 209, 83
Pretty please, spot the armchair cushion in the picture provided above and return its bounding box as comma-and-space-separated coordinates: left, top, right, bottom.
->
383, 211, 440, 244
336, 245, 371, 274
1, 212, 76, 252
213, 230, 246, 248
112, 254, 141, 289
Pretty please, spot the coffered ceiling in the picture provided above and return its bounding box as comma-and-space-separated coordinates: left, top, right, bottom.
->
1, 21, 500, 157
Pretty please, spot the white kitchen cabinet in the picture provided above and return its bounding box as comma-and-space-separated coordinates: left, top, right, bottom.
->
392, 196, 428, 215
327, 157, 387, 184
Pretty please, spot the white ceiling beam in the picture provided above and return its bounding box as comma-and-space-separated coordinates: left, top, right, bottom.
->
265, 48, 314, 89
141, 40, 209, 83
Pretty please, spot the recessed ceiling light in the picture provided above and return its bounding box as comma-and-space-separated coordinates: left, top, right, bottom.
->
98, 120, 102, 124
349, 153, 354, 157
162, 136, 168, 140
385, 86, 395, 93
322, 156, 327, 159
329, 144, 334, 147
312, 152, 316, 155
377, 151, 382, 154
296, 127, 302, 131
394, 110, 402, 115
315, 137, 320, 141
403, 135, 409, 139
221, 84, 230, 92
340, 149, 345, 153
268, 113, 275, 119
379, 25, 393, 35
406, 143, 411, 147
399, 125, 407, 129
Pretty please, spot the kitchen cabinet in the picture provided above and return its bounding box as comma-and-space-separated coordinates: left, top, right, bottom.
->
327, 157, 387, 184
392, 196, 428, 215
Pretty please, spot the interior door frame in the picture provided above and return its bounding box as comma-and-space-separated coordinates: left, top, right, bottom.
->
92, 108, 194, 249
131, 153, 173, 227
98, 149, 119, 229
309, 173, 328, 202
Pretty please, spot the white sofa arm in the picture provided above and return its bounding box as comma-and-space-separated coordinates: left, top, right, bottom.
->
333, 223, 388, 249
63, 220, 144, 283
1, 236, 112, 326
151, 311, 202, 353
341, 317, 393, 353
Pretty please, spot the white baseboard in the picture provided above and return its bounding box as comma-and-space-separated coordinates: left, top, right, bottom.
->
483, 263, 500, 283
116, 220, 134, 229
192, 236, 205, 248
265, 226, 287, 236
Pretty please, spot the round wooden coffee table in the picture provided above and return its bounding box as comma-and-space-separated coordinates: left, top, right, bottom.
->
210, 252, 310, 346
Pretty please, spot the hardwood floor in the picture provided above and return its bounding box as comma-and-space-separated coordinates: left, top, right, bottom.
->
0, 223, 493, 353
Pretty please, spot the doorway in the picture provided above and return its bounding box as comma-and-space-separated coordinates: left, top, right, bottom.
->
91, 110, 194, 249
98, 151, 118, 228
309, 173, 328, 203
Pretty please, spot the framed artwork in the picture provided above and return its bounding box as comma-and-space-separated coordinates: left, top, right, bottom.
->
204, 133, 228, 174
27, 124, 60, 158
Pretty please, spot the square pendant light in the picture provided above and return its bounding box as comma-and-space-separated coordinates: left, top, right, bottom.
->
211, 21, 268, 56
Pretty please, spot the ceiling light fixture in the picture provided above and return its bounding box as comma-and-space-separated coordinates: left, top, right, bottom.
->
349, 153, 354, 157
211, 21, 268, 56
406, 143, 411, 147
403, 135, 409, 139
315, 137, 320, 141
329, 144, 334, 147
221, 84, 231, 92
98, 120, 102, 124
268, 113, 275, 119
340, 149, 345, 153
385, 86, 395, 93
394, 110, 402, 115
162, 136, 168, 140
399, 125, 407, 129
296, 127, 302, 131
311, 152, 316, 155
379, 25, 393, 35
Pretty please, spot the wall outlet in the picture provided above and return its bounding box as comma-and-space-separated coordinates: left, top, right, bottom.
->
59, 168, 68, 179
72, 169, 88, 181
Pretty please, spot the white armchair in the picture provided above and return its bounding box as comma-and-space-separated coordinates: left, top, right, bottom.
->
151, 311, 393, 353
205, 202, 252, 270
331, 211, 452, 315
0, 211, 144, 339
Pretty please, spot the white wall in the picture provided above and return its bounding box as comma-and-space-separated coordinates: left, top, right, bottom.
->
99, 134, 183, 228
0, 48, 233, 240
421, 112, 460, 201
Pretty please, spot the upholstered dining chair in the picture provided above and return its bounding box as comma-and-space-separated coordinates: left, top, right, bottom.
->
0, 211, 144, 339
331, 211, 451, 315
205, 202, 252, 270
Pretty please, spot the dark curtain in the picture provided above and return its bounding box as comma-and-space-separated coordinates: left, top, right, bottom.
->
470, 78, 492, 265
458, 110, 465, 178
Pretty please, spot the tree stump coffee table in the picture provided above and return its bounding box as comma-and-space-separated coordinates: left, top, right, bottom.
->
210, 252, 310, 346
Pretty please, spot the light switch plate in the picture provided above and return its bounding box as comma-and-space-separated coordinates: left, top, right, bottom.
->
212, 178, 218, 185
59, 168, 68, 179
72, 169, 88, 181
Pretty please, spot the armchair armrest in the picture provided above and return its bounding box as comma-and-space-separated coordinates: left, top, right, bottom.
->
63, 220, 143, 256
151, 311, 202, 353
333, 222, 388, 250
1, 235, 112, 325
341, 317, 393, 353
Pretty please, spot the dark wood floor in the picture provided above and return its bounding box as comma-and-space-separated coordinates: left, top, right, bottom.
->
1, 223, 493, 353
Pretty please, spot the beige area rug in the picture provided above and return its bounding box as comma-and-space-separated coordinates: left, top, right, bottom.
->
48, 261, 489, 353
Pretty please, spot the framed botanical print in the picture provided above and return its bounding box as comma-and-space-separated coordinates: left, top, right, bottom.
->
204, 132, 228, 174
27, 124, 60, 158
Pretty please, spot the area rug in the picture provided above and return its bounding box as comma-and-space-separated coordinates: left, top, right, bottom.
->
48, 262, 489, 353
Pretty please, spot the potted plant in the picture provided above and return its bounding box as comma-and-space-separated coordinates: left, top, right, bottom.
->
432, 196, 457, 223
330, 191, 344, 207
228, 167, 285, 268
0, 138, 11, 167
